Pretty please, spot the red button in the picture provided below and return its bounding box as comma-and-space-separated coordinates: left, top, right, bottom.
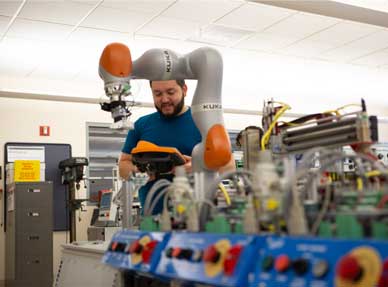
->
223, 245, 243, 276
128, 240, 142, 254
203, 245, 220, 263
172, 247, 182, 258
337, 255, 362, 282
110, 242, 118, 251
141, 240, 159, 264
275, 255, 291, 272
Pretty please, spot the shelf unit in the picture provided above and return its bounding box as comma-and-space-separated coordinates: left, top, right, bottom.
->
86, 123, 128, 203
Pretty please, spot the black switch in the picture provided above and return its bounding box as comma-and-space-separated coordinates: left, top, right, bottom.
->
292, 258, 309, 275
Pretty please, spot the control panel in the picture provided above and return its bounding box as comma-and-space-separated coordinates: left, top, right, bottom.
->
102, 230, 388, 286
250, 236, 388, 287
98, 191, 117, 222
102, 230, 169, 273
154, 232, 258, 287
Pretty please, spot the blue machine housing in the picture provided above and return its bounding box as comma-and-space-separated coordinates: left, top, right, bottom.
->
155, 232, 258, 287
249, 235, 388, 287
102, 230, 170, 273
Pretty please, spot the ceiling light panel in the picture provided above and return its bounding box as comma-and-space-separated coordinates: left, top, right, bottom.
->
101, 0, 175, 14
0, 37, 45, 77
281, 39, 336, 58
350, 48, 388, 66
319, 29, 388, 61
81, 6, 154, 33
189, 24, 253, 46
306, 20, 381, 46
0, 0, 23, 17
216, 2, 295, 32
162, 0, 243, 24
18, 1, 95, 25
136, 17, 200, 40
235, 32, 300, 52
263, 12, 340, 39
29, 44, 84, 80
68, 27, 130, 54
69, 27, 130, 43
7, 19, 73, 41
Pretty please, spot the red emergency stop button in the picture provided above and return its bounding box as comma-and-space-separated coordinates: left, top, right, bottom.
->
141, 240, 158, 263
337, 255, 363, 282
128, 240, 143, 254
275, 255, 291, 273
223, 245, 243, 276
204, 245, 220, 263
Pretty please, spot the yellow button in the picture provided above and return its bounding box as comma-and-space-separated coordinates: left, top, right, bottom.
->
266, 198, 279, 211
176, 204, 186, 214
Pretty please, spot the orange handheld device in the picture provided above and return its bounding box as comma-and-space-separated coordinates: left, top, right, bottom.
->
131, 141, 186, 173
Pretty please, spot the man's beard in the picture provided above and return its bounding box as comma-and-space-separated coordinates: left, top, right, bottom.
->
156, 96, 185, 118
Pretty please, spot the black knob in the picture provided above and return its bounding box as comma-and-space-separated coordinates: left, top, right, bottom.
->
292, 258, 309, 275
165, 247, 174, 258
261, 256, 274, 271
179, 249, 193, 260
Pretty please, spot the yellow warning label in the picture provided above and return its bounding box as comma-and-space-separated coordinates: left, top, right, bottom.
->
14, 160, 41, 182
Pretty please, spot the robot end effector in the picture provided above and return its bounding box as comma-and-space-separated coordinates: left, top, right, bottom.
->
99, 43, 134, 130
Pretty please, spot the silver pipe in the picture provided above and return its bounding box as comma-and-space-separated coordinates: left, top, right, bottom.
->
0, 90, 303, 117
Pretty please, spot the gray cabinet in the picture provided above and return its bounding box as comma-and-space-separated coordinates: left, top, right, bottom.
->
5, 182, 53, 287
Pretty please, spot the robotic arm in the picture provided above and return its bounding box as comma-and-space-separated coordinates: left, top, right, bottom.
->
99, 43, 232, 176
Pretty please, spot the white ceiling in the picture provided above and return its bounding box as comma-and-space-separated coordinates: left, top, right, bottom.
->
0, 0, 388, 90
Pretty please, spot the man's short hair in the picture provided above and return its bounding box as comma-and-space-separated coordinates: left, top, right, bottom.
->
149, 79, 185, 89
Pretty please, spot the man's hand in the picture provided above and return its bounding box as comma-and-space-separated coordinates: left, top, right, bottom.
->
118, 153, 138, 180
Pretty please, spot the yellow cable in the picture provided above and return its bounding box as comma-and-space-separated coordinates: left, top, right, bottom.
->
272, 101, 289, 106
278, 121, 300, 127
218, 183, 231, 206
336, 104, 361, 111
323, 109, 340, 116
356, 177, 363, 191
261, 105, 290, 150
324, 104, 361, 117
365, 170, 382, 177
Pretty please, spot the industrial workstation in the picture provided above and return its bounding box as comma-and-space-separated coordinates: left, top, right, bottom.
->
2, 1, 388, 286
